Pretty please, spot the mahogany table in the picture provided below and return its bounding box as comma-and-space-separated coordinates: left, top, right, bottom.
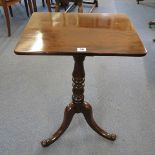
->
14, 13, 146, 147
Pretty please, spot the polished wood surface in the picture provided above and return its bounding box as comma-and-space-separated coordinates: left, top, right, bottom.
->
14, 12, 146, 147
41, 56, 116, 147
15, 12, 146, 56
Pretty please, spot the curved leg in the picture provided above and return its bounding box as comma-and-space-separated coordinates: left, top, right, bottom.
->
28, 0, 33, 14
41, 103, 76, 147
32, 0, 37, 12
9, 6, 13, 17
82, 102, 116, 141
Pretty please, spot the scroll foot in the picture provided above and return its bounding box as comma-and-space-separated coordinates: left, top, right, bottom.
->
82, 102, 116, 141
41, 103, 76, 147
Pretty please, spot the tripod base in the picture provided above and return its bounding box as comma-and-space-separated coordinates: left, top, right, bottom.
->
41, 102, 116, 147
41, 56, 116, 147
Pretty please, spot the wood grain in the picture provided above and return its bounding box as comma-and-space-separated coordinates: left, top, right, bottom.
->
15, 12, 146, 56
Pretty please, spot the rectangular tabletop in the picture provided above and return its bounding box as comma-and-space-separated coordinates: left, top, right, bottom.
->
15, 12, 146, 56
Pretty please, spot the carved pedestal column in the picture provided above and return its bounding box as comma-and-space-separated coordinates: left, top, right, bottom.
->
72, 55, 85, 112
41, 55, 116, 147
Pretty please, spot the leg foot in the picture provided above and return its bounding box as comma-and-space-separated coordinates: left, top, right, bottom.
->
41, 103, 76, 147
41, 138, 53, 147
82, 102, 116, 141
149, 21, 155, 28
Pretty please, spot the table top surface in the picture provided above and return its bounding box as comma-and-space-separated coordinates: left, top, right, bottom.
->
14, 12, 146, 56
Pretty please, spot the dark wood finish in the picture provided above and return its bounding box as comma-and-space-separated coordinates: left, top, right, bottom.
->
27, 0, 51, 13
149, 21, 155, 28
82, 102, 116, 140
9, 6, 13, 17
27, 0, 33, 14
32, 0, 37, 12
15, 13, 146, 56
137, 0, 144, 4
14, 13, 146, 146
41, 55, 116, 147
72, 56, 85, 112
41, 103, 76, 146
24, 0, 29, 17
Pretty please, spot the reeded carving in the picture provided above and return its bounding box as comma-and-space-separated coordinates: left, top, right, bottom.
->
72, 56, 85, 112
72, 77, 85, 104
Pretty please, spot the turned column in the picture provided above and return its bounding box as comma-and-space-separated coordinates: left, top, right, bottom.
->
72, 55, 85, 113
41, 55, 116, 147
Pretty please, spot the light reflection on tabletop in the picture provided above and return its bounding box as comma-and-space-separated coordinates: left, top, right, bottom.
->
15, 13, 146, 56
31, 32, 43, 51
